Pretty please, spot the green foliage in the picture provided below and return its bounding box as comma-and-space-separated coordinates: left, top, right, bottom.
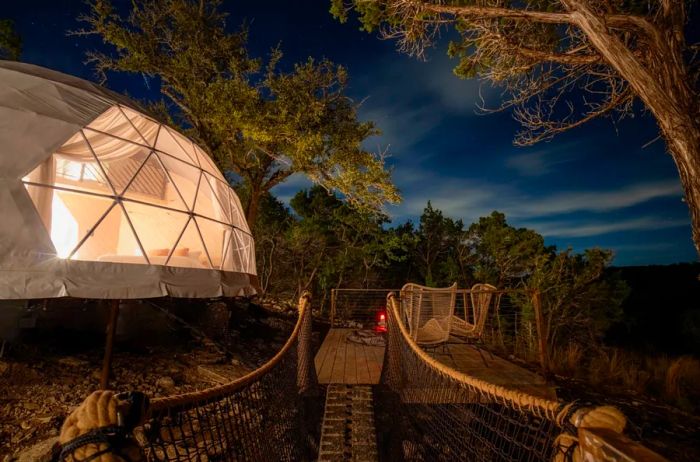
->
80, 0, 399, 226
414, 202, 463, 286
527, 247, 629, 350
330, 0, 386, 32
255, 186, 406, 310
257, 190, 628, 350
0, 19, 21, 60
466, 211, 550, 286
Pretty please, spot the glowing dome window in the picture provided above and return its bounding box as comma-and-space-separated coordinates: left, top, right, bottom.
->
22, 104, 254, 273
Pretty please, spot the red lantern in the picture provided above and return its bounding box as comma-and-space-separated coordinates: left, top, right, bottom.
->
375, 308, 387, 333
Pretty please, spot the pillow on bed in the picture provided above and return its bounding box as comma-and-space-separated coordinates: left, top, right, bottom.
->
188, 250, 202, 260
148, 248, 169, 257
173, 247, 190, 257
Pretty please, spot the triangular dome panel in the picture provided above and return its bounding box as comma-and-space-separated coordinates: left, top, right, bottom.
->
2, 62, 256, 299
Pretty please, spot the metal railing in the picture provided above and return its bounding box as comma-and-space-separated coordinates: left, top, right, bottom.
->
332, 286, 551, 375
329, 288, 396, 328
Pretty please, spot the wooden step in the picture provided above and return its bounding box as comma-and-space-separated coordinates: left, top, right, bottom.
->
318, 384, 378, 462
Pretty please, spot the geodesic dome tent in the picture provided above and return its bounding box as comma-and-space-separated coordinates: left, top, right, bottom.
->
0, 61, 257, 299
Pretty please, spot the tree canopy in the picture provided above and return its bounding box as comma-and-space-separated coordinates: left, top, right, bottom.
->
0, 19, 21, 60
331, 0, 700, 257
254, 191, 626, 356
78, 0, 400, 226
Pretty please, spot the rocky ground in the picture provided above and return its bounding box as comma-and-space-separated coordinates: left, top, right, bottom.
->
3, 297, 696, 461
0, 298, 299, 460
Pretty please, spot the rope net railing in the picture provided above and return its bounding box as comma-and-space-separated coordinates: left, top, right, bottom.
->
137, 293, 320, 462
330, 288, 396, 327
378, 292, 629, 462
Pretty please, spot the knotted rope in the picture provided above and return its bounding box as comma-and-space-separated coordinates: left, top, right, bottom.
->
58, 390, 148, 462
553, 404, 626, 461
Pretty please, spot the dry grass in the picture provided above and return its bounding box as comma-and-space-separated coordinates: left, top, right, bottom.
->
551, 344, 700, 412
550, 343, 584, 377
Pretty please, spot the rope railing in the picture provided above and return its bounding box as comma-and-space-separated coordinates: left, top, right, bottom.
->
139, 292, 319, 461
55, 289, 668, 462
379, 291, 630, 462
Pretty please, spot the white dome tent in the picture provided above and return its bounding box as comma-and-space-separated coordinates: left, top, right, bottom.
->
0, 61, 257, 300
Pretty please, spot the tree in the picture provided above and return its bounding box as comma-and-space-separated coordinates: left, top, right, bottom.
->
290, 186, 405, 302
248, 191, 294, 296
0, 19, 21, 60
415, 201, 463, 286
78, 0, 399, 227
332, 0, 700, 256
466, 211, 550, 286
526, 248, 628, 353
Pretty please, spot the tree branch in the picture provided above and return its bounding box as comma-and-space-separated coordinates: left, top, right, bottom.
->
423, 2, 654, 33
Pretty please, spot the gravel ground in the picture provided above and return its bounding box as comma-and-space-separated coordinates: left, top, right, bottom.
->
0, 299, 297, 460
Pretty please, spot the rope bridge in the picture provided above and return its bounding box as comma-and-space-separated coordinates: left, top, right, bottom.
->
378, 291, 632, 462
57, 289, 666, 462
139, 293, 320, 461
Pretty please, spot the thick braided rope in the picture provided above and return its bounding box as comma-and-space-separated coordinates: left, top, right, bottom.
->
149, 292, 311, 411
59, 391, 143, 462
388, 293, 630, 461
387, 292, 564, 420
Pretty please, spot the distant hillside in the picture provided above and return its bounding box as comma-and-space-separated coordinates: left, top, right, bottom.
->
606, 263, 700, 355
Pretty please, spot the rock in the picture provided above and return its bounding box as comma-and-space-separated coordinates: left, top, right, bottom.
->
231, 359, 240, 366
57, 357, 89, 368
15, 436, 59, 462
196, 365, 230, 385
156, 376, 175, 391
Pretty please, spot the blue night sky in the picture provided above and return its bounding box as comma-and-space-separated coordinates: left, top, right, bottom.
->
4, 0, 697, 265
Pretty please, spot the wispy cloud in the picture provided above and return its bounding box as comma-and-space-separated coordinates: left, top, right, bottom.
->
389, 170, 688, 237
523, 217, 688, 238
356, 52, 493, 151
390, 168, 498, 219
515, 180, 683, 217
505, 145, 579, 177
421, 54, 494, 113
360, 102, 443, 151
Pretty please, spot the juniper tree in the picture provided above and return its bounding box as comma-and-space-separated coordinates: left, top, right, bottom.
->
332, 0, 700, 256
0, 19, 21, 60
78, 0, 399, 226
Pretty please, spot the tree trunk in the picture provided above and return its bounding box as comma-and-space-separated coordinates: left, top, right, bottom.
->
665, 131, 700, 256
564, 0, 700, 256
245, 186, 261, 229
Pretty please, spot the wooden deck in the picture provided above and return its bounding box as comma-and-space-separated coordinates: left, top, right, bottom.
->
315, 328, 385, 384
427, 340, 557, 400
314, 329, 555, 400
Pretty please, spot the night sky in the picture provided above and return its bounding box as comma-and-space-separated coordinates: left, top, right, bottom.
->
4, 0, 697, 265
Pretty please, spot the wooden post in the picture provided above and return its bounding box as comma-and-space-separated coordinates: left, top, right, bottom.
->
330, 289, 337, 327
100, 299, 120, 390
532, 290, 550, 377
